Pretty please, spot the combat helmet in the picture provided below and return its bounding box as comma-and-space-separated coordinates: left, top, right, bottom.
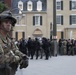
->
0, 11, 16, 26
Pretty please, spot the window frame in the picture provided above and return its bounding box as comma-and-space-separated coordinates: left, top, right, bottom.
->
33, 14, 42, 26
56, 15, 61, 25
18, 1, 23, 11
71, 0, 76, 10
56, 14, 63, 25
70, 14, 76, 25
37, 0, 42, 11
35, 14, 40, 26
56, 0, 61, 10
27, 1, 33, 11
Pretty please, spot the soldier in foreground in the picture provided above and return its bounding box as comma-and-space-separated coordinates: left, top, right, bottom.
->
0, 12, 29, 75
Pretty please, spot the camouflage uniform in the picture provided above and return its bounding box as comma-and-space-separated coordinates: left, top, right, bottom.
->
0, 12, 28, 75
0, 33, 26, 75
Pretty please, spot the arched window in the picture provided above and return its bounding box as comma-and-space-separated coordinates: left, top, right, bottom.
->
37, 0, 42, 11
18, 0, 23, 14
27, 1, 33, 11
71, 0, 76, 10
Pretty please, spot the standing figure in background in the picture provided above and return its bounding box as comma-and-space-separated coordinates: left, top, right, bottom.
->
34, 38, 41, 59
19, 38, 28, 55
27, 37, 35, 59
42, 38, 50, 60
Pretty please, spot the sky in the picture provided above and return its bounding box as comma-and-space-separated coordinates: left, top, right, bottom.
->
15, 55, 76, 75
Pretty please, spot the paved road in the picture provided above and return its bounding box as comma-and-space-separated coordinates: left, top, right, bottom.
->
15, 56, 76, 75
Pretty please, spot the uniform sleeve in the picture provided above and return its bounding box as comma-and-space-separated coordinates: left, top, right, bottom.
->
0, 44, 15, 63
12, 42, 25, 58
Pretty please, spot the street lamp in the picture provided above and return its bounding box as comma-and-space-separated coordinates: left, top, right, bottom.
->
53, 0, 57, 56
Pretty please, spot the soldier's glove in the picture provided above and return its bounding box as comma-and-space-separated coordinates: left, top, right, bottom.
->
19, 55, 29, 69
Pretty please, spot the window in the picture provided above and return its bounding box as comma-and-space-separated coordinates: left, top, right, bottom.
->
72, 1, 76, 10
70, 15, 76, 25
18, 1, 23, 14
33, 14, 42, 26
27, 1, 32, 11
56, 15, 63, 25
56, 0, 63, 10
37, 0, 42, 11
18, 1, 23, 10
70, 0, 76, 10
56, 1, 61, 10
35, 16, 40, 25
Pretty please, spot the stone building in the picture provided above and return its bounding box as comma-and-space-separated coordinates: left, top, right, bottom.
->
4, 0, 76, 41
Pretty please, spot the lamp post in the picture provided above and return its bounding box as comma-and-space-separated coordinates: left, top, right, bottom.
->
50, 23, 53, 41
53, 0, 57, 56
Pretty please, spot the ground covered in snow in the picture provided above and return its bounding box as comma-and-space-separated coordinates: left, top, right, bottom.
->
16, 56, 76, 75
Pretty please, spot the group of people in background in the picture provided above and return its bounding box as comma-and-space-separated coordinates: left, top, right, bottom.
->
16, 37, 52, 60
15, 37, 76, 60
58, 39, 76, 55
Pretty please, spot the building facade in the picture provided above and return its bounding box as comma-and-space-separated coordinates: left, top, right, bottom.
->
10, 0, 76, 41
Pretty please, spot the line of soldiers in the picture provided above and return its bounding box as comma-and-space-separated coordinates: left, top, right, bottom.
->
16, 37, 53, 60
16, 37, 76, 60
58, 39, 76, 55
